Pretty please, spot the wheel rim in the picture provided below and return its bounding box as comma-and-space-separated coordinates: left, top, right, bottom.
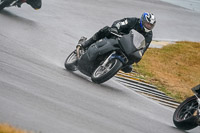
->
66, 52, 77, 64
177, 99, 198, 121
93, 59, 117, 78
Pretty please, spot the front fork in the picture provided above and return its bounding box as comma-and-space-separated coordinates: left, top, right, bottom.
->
191, 85, 200, 125
101, 51, 116, 67
101, 51, 128, 67
196, 96, 200, 125
193, 91, 200, 125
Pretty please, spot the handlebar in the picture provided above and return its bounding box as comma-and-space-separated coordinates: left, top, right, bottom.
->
110, 31, 122, 38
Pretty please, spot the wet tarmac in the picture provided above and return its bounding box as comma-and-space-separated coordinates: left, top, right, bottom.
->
0, 0, 199, 133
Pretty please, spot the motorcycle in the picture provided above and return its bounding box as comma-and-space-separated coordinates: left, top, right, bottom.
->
0, 0, 23, 10
173, 84, 200, 130
64, 29, 146, 84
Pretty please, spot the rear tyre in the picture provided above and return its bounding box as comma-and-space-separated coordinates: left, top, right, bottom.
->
0, 0, 13, 11
64, 51, 78, 71
91, 58, 122, 84
173, 95, 199, 130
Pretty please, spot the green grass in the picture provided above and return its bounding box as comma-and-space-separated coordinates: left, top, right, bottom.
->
0, 123, 30, 133
133, 41, 200, 102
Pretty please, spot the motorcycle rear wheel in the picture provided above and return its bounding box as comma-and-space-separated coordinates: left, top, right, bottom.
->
0, 0, 14, 11
173, 95, 199, 130
64, 50, 78, 71
91, 58, 122, 84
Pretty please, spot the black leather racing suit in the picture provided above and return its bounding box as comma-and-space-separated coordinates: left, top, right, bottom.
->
27, 0, 42, 9
112, 17, 153, 54
82, 17, 153, 73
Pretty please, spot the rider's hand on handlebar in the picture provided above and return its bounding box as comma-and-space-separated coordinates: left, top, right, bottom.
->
109, 27, 119, 34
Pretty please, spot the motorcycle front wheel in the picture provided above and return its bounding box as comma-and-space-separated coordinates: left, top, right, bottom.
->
91, 58, 122, 84
64, 50, 78, 71
173, 95, 199, 130
0, 0, 13, 10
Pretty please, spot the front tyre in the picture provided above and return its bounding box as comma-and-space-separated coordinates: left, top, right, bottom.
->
64, 50, 78, 71
91, 58, 122, 84
173, 95, 199, 130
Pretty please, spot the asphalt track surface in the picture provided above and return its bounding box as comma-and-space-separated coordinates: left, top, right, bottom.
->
0, 0, 200, 133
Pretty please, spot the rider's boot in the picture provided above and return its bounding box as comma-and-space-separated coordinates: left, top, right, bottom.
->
81, 36, 97, 48
76, 35, 97, 50
16, 0, 27, 8
76, 36, 87, 58
81, 26, 111, 48
121, 65, 132, 73
76, 26, 110, 49
78, 36, 87, 46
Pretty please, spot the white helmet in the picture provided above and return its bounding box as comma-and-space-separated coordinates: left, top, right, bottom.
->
140, 12, 156, 32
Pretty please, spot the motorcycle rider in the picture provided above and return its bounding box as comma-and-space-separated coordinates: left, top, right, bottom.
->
16, 0, 42, 9
77, 12, 156, 73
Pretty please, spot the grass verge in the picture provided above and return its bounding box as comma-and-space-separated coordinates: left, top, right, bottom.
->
0, 123, 30, 133
133, 41, 200, 102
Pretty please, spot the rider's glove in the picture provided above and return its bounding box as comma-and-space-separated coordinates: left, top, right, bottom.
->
109, 27, 119, 34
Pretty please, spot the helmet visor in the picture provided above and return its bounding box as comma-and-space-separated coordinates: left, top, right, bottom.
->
143, 21, 155, 30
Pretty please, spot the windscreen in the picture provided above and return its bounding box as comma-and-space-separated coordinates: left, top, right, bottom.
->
119, 29, 145, 56
130, 29, 145, 50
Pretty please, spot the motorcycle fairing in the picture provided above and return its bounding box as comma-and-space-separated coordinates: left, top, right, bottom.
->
77, 38, 120, 76
192, 84, 200, 95
119, 29, 145, 57
118, 29, 145, 64
86, 38, 119, 61
110, 54, 126, 64
128, 50, 143, 63
77, 53, 94, 76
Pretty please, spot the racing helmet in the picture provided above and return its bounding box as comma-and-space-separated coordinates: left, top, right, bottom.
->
140, 12, 156, 32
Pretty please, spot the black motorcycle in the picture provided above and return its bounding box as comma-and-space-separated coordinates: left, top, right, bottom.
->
64, 29, 146, 84
0, 0, 22, 10
173, 84, 200, 130
0, 0, 41, 10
